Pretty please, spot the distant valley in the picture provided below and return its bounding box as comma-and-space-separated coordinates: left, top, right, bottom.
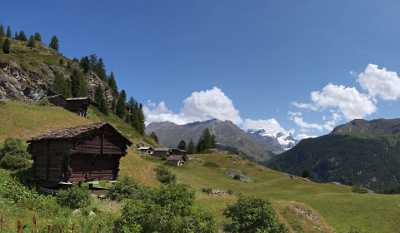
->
146, 119, 296, 162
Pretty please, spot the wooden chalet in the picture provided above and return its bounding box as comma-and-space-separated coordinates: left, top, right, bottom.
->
28, 122, 132, 187
48, 94, 90, 117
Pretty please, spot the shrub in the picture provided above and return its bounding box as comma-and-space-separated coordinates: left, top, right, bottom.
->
0, 153, 31, 170
114, 186, 216, 233
223, 196, 288, 233
107, 176, 151, 201
57, 186, 90, 209
301, 170, 310, 178
153, 184, 195, 216
0, 138, 31, 170
201, 187, 212, 194
352, 185, 369, 194
155, 166, 176, 184
37, 98, 51, 106
0, 138, 29, 159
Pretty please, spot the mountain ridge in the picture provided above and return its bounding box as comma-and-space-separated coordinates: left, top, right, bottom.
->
146, 119, 278, 161
268, 118, 400, 193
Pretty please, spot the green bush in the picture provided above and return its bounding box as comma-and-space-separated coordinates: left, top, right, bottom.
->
57, 186, 90, 209
223, 196, 288, 233
0, 153, 31, 170
107, 176, 151, 201
114, 185, 216, 233
0, 138, 30, 158
0, 138, 31, 170
201, 187, 212, 194
155, 166, 176, 184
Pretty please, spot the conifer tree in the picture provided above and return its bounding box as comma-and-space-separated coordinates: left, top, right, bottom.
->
79, 56, 90, 73
33, 32, 42, 42
150, 132, 159, 143
94, 58, 106, 80
187, 139, 195, 154
27, 36, 35, 48
116, 90, 127, 119
95, 86, 108, 114
53, 72, 71, 98
17, 31, 27, 41
107, 72, 118, 93
49, 35, 59, 51
70, 69, 87, 97
177, 140, 186, 150
6, 26, 11, 38
0, 25, 4, 38
14, 32, 18, 40
136, 103, 145, 135
2, 38, 10, 54
196, 128, 215, 153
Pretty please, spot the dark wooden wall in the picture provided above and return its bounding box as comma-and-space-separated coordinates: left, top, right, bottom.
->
30, 128, 127, 186
31, 140, 72, 186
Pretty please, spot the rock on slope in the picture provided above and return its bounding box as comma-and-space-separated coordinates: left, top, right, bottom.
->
146, 119, 275, 162
0, 40, 116, 105
268, 118, 400, 193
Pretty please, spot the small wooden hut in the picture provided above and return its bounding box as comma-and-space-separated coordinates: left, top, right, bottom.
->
48, 95, 90, 117
152, 148, 170, 157
166, 155, 187, 167
28, 122, 132, 187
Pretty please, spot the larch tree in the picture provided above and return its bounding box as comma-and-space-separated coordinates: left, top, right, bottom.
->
2, 38, 11, 54
27, 36, 35, 48
49, 35, 59, 51
0, 25, 4, 38
6, 26, 11, 38
33, 32, 42, 42
95, 86, 108, 114
116, 90, 127, 119
177, 140, 187, 151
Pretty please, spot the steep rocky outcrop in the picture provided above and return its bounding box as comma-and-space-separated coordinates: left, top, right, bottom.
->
0, 41, 116, 105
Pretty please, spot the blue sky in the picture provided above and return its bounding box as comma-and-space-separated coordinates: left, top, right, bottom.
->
3, 1, 400, 138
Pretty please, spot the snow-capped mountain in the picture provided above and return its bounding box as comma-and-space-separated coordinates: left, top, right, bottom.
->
246, 129, 297, 154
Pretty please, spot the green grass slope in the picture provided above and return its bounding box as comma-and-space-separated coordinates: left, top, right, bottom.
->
1, 101, 400, 233
268, 134, 400, 193
165, 153, 400, 233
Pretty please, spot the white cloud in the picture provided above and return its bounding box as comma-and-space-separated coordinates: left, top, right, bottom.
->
181, 87, 242, 124
242, 118, 292, 137
144, 87, 242, 125
288, 112, 324, 131
296, 134, 317, 140
310, 83, 376, 120
322, 112, 342, 131
144, 87, 295, 140
143, 101, 188, 125
292, 101, 318, 111
358, 64, 400, 101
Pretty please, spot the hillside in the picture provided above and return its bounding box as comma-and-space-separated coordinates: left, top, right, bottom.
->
147, 119, 275, 161
268, 118, 400, 193
1, 102, 400, 233
0, 36, 116, 105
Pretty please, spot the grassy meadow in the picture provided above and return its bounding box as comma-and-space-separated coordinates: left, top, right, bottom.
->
0, 101, 400, 233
